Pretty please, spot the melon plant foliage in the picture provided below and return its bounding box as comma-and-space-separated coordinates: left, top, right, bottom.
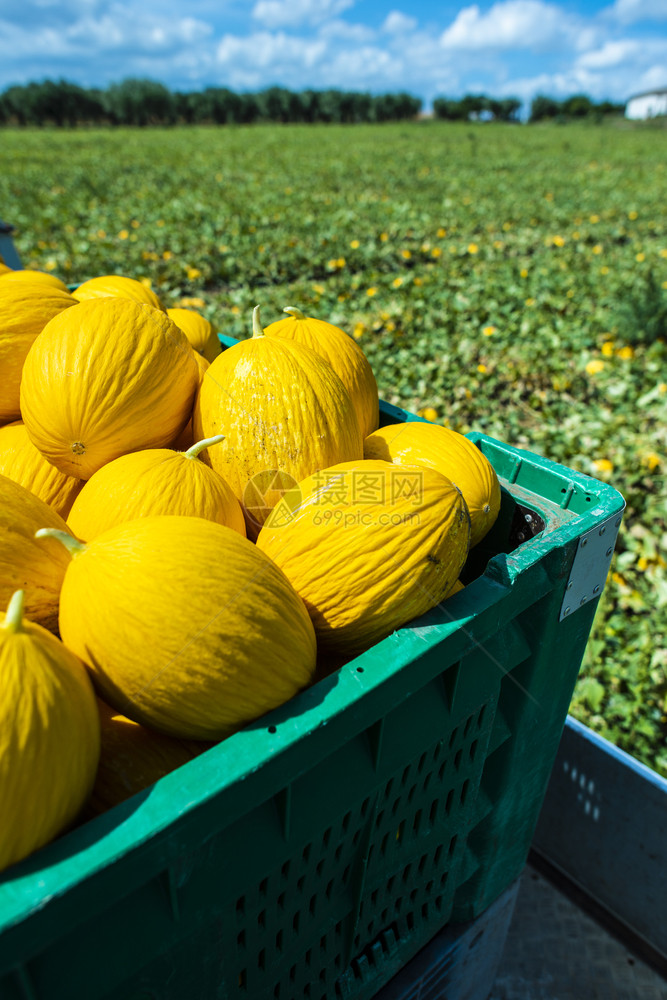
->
1, 119, 666, 776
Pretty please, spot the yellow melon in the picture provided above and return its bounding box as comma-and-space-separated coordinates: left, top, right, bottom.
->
37, 516, 317, 740
169, 352, 210, 451
0, 590, 100, 872
364, 422, 501, 547
256, 459, 470, 656
0, 474, 72, 632
264, 306, 379, 438
0, 281, 77, 422
72, 274, 165, 311
193, 306, 363, 537
66, 435, 245, 541
0, 269, 70, 292
167, 307, 221, 363
0, 421, 83, 519
20, 298, 200, 479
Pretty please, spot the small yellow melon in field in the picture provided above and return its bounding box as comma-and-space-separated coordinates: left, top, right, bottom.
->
72, 274, 165, 311
20, 298, 200, 479
66, 435, 245, 541
0, 269, 70, 292
38, 516, 317, 740
0, 590, 100, 873
0, 474, 72, 632
256, 459, 470, 656
0, 281, 77, 422
0, 421, 83, 519
364, 421, 501, 547
167, 307, 221, 363
264, 306, 379, 438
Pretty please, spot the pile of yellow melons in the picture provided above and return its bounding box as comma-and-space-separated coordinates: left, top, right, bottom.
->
0, 266, 501, 872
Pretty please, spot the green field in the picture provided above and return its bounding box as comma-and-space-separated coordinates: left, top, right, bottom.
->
2, 120, 666, 775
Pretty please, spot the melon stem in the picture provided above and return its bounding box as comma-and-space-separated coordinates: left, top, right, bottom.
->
1, 590, 25, 633
35, 528, 87, 558
283, 306, 306, 321
252, 305, 264, 338
184, 434, 225, 459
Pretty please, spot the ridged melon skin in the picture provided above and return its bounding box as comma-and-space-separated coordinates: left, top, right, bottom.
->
66, 445, 246, 541
364, 422, 501, 548
193, 329, 363, 536
264, 310, 379, 439
192, 351, 210, 381
0, 282, 77, 422
56, 515, 317, 740
167, 308, 221, 363
0, 475, 72, 632
169, 352, 210, 451
0, 421, 83, 519
0, 596, 100, 873
256, 460, 470, 657
72, 274, 165, 311
20, 298, 200, 480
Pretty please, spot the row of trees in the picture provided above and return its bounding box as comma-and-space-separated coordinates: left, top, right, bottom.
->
0, 78, 628, 127
433, 94, 522, 122
0, 78, 423, 127
433, 92, 626, 123
529, 93, 625, 121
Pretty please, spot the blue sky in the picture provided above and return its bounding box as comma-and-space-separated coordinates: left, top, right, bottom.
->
1, 0, 666, 110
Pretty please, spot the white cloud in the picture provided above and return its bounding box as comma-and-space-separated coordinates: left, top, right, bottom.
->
8, 23, 78, 57
215, 31, 403, 91
608, 0, 667, 25
178, 18, 214, 44
61, 10, 213, 52
503, 43, 667, 105
440, 0, 577, 51
323, 45, 396, 82
317, 18, 375, 42
382, 11, 417, 35
0, 5, 216, 89
577, 39, 642, 69
217, 31, 327, 71
251, 0, 354, 30
577, 36, 667, 72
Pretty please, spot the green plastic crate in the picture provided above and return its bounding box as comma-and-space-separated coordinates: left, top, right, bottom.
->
0, 385, 624, 1000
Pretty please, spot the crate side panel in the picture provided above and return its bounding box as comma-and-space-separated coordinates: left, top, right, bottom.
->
0, 653, 504, 1000
451, 585, 602, 922
328, 623, 534, 1000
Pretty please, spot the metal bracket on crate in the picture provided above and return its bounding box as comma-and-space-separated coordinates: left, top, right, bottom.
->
559, 505, 625, 621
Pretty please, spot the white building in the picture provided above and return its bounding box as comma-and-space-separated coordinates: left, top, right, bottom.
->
625, 89, 667, 120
